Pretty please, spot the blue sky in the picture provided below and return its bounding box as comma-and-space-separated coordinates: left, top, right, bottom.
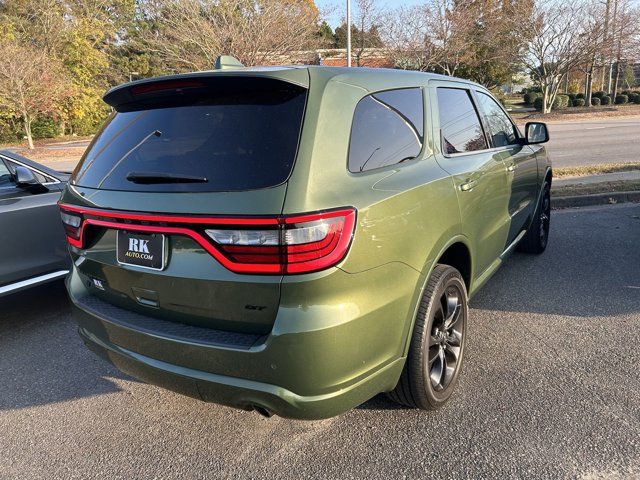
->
316, 0, 424, 28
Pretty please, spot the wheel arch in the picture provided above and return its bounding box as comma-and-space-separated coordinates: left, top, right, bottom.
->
400, 236, 473, 357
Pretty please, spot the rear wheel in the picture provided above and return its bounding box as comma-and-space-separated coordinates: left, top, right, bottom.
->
387, 264, 468, 410
518, 180, 551, 254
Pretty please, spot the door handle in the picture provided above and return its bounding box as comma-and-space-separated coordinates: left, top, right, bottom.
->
460, 179, 477, 192
506, 163, 516, 172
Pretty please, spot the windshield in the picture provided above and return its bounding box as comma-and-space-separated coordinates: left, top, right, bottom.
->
72, 86, 307, 192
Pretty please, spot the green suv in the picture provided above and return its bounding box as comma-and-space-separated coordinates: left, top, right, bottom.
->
59, 65, 551, 419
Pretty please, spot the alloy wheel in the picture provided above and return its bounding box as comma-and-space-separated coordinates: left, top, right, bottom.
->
539, 187, 551, 248
427, 284, 465, 392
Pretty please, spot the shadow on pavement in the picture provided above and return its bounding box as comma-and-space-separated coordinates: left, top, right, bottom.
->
0, 282, 129, 411
472, 204, 640, 318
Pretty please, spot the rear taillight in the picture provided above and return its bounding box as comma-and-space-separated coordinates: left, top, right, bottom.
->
60, 211, 82, 240
57, 204, 356, 275
206, 209, 356, 274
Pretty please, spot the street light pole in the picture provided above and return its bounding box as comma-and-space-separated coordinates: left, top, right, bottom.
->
346, 0, 351, 67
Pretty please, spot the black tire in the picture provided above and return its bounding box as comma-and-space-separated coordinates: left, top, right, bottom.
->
517, 180, 551, 254
387, 264, 468, 410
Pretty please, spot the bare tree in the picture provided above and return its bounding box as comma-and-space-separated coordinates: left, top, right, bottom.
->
382, 4, 438, 71
521, 0, 601, 114
610, 0, 640, 98
382, 0, 474, 75
352, 0, 381, 66
0, 41, 71, 149
139, 0, 322, 71
575, 1, 610, 107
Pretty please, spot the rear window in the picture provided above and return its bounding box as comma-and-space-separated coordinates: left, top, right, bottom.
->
72, 82, 307, 192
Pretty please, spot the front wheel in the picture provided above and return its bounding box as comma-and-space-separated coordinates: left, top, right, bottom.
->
518, 180, 551, 254
387, 264, 468, 410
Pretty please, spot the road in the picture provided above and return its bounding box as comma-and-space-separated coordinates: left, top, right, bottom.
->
546, 118, 640, 167
1, 203, 639, 479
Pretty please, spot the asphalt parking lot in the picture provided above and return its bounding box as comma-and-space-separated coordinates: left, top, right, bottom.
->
1, 203, 639, 479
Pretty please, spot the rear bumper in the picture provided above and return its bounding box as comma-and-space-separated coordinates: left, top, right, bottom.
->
78, 325, 404, 419
67, 261, 419, 419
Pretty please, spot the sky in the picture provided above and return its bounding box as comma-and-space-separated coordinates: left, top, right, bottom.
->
316, 0, 424, 28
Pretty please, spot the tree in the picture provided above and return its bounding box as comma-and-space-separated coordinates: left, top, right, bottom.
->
0, 0, 134, 135
0, 41, 71, 148
575, 1, 610, 108
455, 0, 533, 89
521, 0, 601, 113
137, 0, 322, 71
317, 20, 336, 47
609, 0, 640, 98
382, 0, 529, 86
351, 0, 383, 67
382, 0, 474, 75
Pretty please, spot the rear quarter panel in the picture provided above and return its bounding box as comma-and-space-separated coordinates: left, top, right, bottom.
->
283, 73, 465, 361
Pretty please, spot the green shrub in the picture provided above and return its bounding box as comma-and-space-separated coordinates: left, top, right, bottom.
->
523, 92, 540, 105
575, 93, 585, 99
573, 98, 585, 107
567, 93, 577, 101
533, 97, 545, 110
600, 95, 612, 105
0, 118, 21, 143
633, 94, 640, 105
31, 117, 59, 139
628, 92, 639, 103
553, 94, 570, 109
615, 94, 628, 104
591, 97, 601, 106
592, 91, 606, 99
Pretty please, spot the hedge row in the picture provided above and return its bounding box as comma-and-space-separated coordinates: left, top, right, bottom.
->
525, 90, 640, 110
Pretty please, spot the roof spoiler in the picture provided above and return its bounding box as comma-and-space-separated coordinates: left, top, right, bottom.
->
103, 73, 308, 112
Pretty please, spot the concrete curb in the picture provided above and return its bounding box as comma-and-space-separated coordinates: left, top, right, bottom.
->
552, 190, 640, 209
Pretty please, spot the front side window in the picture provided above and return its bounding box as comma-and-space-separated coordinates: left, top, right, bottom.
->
476, 92, 518, 147
4, 160, 51, 184
437, 88, 487, 155
348, 88, 423, 173
0, 161, 14, 188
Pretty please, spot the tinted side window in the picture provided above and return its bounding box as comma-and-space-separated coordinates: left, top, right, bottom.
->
476, 92, 518, 147
437, 88, 487, 155
5, 160, 50, 184
0, 161, 14, 188
348, 88, 423, 173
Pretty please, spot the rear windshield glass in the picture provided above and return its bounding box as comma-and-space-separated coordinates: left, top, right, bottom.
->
72, 83, 307, 192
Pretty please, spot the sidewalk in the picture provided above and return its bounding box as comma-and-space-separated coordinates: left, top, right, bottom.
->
552, 170, 640, 208
554, 170, 640, 187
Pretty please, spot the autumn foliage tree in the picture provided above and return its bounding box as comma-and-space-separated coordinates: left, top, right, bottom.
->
0, 41, 71, 148
382, 0, 531, 87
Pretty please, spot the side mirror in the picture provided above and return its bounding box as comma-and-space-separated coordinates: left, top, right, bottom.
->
524, 122, 549, 144
15, 166, 40, 188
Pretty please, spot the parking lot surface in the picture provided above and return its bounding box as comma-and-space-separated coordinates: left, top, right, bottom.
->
1, 203, 639, 479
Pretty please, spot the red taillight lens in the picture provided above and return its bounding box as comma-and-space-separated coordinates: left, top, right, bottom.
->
57, 204, 356, 275
206, 209, 356, 274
